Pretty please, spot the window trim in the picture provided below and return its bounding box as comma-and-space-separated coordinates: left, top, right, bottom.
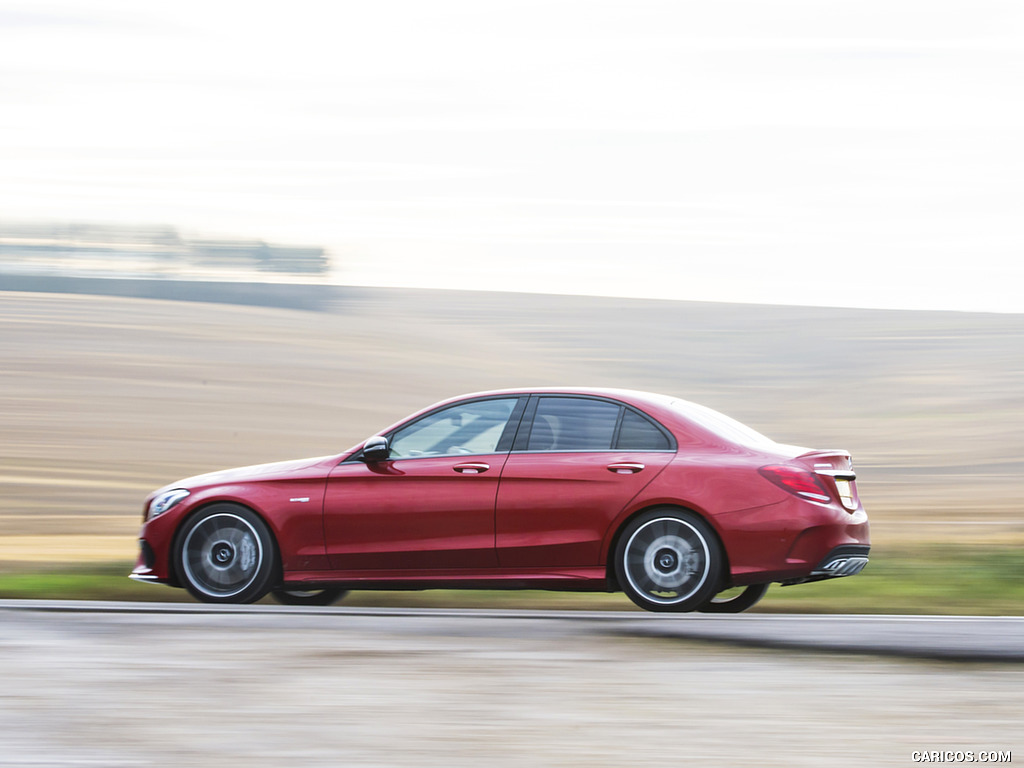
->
614, 404, 675, 452
348, 395, 528, 462
513, 394, 677, 454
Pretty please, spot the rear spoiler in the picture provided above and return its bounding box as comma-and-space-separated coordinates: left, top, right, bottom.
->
797, 449, 856, 480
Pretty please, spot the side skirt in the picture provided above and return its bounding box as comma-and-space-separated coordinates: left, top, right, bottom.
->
279, 566, 609, 592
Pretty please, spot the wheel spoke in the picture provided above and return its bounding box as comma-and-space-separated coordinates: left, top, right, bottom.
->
634, 572, 659, 594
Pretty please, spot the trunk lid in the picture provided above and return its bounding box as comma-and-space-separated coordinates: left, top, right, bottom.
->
796, 449, 859, 511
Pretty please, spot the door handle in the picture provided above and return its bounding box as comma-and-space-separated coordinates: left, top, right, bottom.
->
453, 462, 490, 474
607, 462, 645, 474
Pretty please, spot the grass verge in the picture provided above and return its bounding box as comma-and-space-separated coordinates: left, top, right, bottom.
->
0, 545, 1021, 614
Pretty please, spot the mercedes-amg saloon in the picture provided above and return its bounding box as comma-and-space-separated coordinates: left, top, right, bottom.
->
131, 388, 870, 612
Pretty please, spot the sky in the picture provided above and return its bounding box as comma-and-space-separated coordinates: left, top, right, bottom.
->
2, 0, 1023, 312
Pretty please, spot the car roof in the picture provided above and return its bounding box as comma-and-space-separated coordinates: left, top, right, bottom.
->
353, 387, 788, 458
440, 388, 781, 450
373, 388, 677, 437
430, 387, 692, 432
448, 386, 675, 406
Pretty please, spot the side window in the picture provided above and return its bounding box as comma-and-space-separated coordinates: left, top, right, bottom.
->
390, 398, 518, 458
528, 397, 620, 451
616, 408, 672, 450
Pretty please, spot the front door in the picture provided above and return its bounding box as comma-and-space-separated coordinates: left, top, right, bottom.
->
324, 396, 524, 571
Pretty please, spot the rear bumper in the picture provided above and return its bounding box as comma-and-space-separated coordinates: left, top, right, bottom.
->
782, 544, 870, 585
716, 494, 869, 585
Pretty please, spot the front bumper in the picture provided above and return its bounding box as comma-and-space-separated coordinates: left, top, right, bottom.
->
128, 572, 162, 584
130, 537, 172, 585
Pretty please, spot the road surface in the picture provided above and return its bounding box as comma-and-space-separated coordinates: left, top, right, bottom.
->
0, 601, 1019, 767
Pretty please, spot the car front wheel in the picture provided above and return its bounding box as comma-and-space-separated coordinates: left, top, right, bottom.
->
175, 504, 276, 604
615, 508, 722, 613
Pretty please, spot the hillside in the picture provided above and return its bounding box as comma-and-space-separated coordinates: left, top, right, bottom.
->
1, 282, 1022, 567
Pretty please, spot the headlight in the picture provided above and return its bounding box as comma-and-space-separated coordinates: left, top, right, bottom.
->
147, 489, 190, 520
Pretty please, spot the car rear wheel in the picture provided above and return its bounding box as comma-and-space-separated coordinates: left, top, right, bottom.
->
696, 583, 769, 613
175, 504, 276, 604
271, 588, 349, 606
615, 508, 722, 613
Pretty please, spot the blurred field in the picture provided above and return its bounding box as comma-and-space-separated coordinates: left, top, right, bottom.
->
1, 285, 1023, 609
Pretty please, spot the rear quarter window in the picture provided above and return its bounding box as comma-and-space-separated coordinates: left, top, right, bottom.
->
616, 408, 672, 450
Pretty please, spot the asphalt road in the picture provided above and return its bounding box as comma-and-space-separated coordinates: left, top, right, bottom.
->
0, 602, 1020, 767
4, 600, 1024, 662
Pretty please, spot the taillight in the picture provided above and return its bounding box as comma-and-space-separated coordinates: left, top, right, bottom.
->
759, 464, 832, 503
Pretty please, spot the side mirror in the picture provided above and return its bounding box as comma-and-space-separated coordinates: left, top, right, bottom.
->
362, 435, 390, 463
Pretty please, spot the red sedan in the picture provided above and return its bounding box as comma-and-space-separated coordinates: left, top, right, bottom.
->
131, 388, 869, 612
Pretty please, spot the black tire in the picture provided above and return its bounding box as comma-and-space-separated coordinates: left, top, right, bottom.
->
615, 508, 723, 613
174, 503, 276, 604
271, 588, 349, 606
696, 583, 769, 614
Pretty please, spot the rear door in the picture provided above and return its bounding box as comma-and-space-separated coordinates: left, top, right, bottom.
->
495, 395, 676, 568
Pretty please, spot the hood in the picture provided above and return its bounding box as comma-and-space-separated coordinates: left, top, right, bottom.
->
172, 455, 336, 490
